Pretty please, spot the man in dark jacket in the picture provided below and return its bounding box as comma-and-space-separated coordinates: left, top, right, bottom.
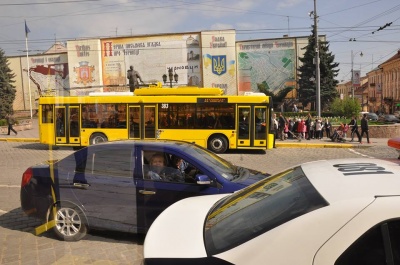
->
360, 114, 370, 144
349, 115, 361, 142
6, 113, 17, 135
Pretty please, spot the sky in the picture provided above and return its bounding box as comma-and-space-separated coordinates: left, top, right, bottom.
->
0, 0, 399, 83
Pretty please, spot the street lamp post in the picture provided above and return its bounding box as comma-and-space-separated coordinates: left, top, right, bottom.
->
310, 0, 321, 118
351, 50, 363, 99
162, 68, 178, 88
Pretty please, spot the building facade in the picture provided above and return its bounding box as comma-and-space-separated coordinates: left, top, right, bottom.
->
7, 30, 315, 112
366, 50, 400, 114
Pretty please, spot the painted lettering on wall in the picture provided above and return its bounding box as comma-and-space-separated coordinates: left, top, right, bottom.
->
238, 41, 294, 50
103, 41, 162, 57
210, 36, 227, 48
75, 45, 90, 57
212, 83, 228, 89
30, 56, 61, 64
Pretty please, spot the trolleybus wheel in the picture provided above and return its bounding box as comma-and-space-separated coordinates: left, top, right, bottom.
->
90, 133, 107, 145
208, 135, 228, 153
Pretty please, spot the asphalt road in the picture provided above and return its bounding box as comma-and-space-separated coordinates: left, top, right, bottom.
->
0, 141, 398, 265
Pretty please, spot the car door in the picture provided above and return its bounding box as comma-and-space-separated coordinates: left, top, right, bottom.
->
134, 146, 221, 232
314, 196, 400, 265
64, 144, 137, 232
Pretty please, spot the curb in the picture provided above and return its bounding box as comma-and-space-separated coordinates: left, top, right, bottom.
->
276, 142, 354, 148
0, 138, 40, 143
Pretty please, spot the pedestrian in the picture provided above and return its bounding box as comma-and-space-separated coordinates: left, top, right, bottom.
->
278, 113, 287, 141
309, 120, 314, 139
324, 119, 331, 138
360, 113, 370, 144
349, 115, 361, 143
270, 113, 278, 148
283, 122, 289, 140
315, 118, 322, 139
288, 119, 294, 139
301, 119, 307, 139
306, 113, 312, 140
6, 113, 17, 135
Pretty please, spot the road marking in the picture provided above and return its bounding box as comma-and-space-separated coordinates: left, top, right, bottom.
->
348, 148, 375, 158
0, 185, 20, 188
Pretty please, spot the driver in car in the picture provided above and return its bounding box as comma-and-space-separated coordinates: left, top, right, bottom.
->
148, 153, 184, 182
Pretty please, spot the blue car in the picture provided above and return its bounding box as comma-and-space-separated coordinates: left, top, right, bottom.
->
20, 140, 269, 241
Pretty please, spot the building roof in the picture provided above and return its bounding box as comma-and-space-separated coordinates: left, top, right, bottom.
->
43, 42, 67, 54
378, 49, 400, 68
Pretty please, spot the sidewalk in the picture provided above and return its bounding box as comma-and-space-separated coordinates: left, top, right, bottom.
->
0, 118, 391, 148
275, 137, 389, 148
0, 118, 39, 143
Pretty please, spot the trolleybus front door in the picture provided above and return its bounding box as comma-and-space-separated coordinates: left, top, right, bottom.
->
143, 106, 156, 139
237, 106, 251, 147
237, 106, 268, 148
68, 106, 80, 145
55, 106, 67, 144
254, 106, 267, 147
128, 106, 141, 139
128, 105, 156, 140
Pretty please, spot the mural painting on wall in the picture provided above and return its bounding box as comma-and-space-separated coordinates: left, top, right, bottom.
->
236, 39, 295, 95
74, 61, 95, 86
22, 55, 69, 97
201, 31, 237, 95
101, 34, 202, 91
67, 39, 102, 95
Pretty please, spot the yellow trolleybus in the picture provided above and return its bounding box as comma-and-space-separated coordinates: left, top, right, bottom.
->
39, 83, 273, 153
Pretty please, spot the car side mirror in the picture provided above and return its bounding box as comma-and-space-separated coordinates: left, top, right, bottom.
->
195, 174, 211, 185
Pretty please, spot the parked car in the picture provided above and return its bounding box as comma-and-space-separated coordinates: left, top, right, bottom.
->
366, 112, 378, 121
20, 140, 270, 241
388, 137, 400, 159
144, 158, 400, 265
378, 114, 400, 123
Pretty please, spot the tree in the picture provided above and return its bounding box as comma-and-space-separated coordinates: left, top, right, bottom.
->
330, 97, 361, 118
257, 81, 294, 110
0, 48, 16, 118
298, 27, 340, 111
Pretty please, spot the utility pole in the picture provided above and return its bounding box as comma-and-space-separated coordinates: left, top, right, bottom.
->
314, 0, 321, 118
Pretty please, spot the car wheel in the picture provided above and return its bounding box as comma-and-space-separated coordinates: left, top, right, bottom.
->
90, 133, 107, 145
52, 206, 87, 241
208, 135, 228, 153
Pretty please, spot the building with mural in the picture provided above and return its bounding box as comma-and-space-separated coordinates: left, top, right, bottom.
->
7, 43, 69, 112
7, 30, 317, 112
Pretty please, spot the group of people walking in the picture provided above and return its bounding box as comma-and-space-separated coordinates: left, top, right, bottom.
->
271, 112, 370, 145
349, 113, 370, 144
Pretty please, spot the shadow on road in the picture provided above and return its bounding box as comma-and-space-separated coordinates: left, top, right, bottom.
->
0, 207, 144, 244
12, 143, 67, 150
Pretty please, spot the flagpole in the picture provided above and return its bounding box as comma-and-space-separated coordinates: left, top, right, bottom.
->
25, 21, 33, 120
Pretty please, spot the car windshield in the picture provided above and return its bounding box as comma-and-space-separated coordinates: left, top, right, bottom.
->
177, 143, 240, 180
204, 166, 328, 255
